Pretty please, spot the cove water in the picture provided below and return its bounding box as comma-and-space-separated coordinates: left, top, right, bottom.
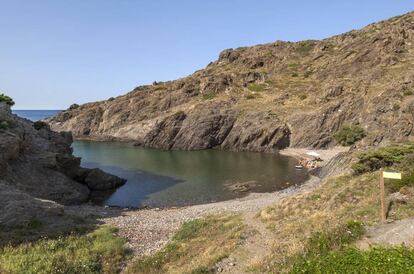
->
13, 110, 308, 208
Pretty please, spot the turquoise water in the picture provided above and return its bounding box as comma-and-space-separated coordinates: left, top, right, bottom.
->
12, 109, 61, 121
73, 141, 308, 208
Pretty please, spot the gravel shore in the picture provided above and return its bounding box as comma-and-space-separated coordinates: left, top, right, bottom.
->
67, 176, 321, 256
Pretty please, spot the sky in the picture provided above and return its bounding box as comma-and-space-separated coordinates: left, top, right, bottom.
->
1, 1, 413, 110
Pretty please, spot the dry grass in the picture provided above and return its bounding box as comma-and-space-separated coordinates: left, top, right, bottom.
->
126, 214, 245, 274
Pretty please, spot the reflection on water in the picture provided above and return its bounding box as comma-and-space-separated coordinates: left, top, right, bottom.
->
72, 141, 308, 208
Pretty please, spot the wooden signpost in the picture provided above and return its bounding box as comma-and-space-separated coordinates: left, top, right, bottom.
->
379, 169, 402, 223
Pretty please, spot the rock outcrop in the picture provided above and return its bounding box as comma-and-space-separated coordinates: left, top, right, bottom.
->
48, 12, 414, 151
0, 102, 125, 230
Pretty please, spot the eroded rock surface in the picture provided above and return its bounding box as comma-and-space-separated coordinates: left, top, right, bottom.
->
47, 12, 414, 151
0, 103, 125, 232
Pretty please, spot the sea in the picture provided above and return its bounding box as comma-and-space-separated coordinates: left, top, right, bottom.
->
12, 109, 62, 122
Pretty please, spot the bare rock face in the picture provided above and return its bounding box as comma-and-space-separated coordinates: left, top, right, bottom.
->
0, 181, 65, 227
0, 104, 126, 230
47, 12, 414, 150
143, 111, 187, 149
221, 113, 290, 152
171, 105, 236, 150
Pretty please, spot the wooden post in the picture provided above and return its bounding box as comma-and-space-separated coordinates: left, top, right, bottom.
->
379, 169, 386, 223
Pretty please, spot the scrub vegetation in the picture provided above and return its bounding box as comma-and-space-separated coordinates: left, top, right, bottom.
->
334, 125, 366, 146
256, 141, 414, 272
0, 226, 129, 274
0, 93, 15, 106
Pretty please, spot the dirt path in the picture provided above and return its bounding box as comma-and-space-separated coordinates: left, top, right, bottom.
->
215, 212, 274, 273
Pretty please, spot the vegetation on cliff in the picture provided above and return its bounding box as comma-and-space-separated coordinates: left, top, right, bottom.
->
0, 93, 15, 106
334, 125, 366, 146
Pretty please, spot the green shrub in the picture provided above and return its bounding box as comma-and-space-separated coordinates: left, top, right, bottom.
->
154, 85, 167, 91
305, 220, 365, 256
334, 125, 366, 146
351, 162, 370, 174
247, 83, 267, 92
0, 121, 9, 130
0, 93, 15, 106
202, 93, 216, 100
245, 94, 257, 100
402, 86, 413, 96
0, 226, 128, 274
27, 219, 43, 230
283, 220, 366, 273
288, 63, 300, 69
352, 143, 414, 174
290, 246, 414, 274
33, 121, 48, 130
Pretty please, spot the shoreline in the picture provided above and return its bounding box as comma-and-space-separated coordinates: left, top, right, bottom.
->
68, 146, 348, 257
68, 175, 323, 256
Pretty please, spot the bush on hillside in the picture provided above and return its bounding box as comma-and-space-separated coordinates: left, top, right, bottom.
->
287, 220, 367, 273
247, 83, 267, 92
202, 93, 216, 100
351, 143, 414, 174
0, 93, 15, 106
304, 220, 365, 256
334, 125, 365, 146
0, 121, 10, 130
33, 121, 48, 130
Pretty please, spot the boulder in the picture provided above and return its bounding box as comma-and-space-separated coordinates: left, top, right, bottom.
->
0, 181, 64, 227
84, 168, 126, 191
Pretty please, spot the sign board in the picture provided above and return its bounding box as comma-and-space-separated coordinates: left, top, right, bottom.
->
379, 170, 402, 223
382, 171, 402, 180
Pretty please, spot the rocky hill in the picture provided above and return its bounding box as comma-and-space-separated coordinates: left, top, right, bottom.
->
48, 12, 414, 152
0, 102, 125, 240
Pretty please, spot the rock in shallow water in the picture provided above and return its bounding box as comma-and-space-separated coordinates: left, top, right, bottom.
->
84, 168, 127, 191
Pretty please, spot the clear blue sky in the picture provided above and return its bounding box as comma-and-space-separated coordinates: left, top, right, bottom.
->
1, 1, 413, 109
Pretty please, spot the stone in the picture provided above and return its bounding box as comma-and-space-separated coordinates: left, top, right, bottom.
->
84, 168, 126, 191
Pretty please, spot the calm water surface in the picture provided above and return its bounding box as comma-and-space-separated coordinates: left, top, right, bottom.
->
73, 141, 308, 208
12, 110, 308, 208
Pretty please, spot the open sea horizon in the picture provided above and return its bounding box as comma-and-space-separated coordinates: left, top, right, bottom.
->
12, 109, 62, 122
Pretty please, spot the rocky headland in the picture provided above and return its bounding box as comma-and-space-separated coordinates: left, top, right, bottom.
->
48, 12, 414, 152
0, 102, 125, 242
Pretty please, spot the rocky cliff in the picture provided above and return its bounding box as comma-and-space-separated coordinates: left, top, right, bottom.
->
48, 12, 414, 151
0, 102, 125, 232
